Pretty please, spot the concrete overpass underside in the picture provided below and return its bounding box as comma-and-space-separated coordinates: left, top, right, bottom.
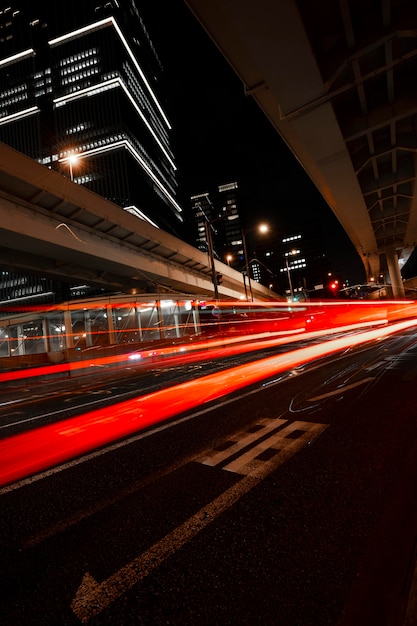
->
186, 0, 417, 297
0, 143, 273, 302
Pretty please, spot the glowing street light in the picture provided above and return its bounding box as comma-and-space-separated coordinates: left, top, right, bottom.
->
68, 154, 79, 181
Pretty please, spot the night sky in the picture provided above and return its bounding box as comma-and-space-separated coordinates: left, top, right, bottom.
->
143, 1, 366, 285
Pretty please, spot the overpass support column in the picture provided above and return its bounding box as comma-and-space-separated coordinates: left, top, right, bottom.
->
64, 310, 73, 348
106, 304, 116, 344
386, 250, 405, 298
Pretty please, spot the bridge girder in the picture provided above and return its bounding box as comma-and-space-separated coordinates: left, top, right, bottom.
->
185, 0, 417, 296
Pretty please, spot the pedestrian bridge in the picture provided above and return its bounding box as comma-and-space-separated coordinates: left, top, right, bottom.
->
186, 0, 417, 297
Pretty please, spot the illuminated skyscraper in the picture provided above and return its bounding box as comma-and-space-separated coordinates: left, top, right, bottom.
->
191, 181, 244, 268
0, 0, 182, 234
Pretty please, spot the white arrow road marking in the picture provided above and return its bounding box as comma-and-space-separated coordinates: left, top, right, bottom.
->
71, 420, 328, 622
308, 376, 375, 402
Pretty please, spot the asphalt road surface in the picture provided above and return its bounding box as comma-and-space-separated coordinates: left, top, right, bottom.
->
2, 325, 417, 625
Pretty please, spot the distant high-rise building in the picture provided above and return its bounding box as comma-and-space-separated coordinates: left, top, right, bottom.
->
0, 0, 184, 305
0, 0, 182, 235
249, 217, 332, 299
191, 181, 244, 269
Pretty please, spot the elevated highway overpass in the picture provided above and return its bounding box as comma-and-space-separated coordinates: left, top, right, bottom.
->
186, 0, 417, 297
0, 142, 274, 303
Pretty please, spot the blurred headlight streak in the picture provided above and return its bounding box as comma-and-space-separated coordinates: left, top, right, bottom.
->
1, 317, 417, 487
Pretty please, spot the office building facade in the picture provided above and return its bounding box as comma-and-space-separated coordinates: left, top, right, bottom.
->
191, 181, 244, 269
0, 0, 183, 305
0, 0, 182, 233
258, 227, 332, 299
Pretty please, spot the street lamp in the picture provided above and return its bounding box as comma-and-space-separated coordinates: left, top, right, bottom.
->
68, 154, 79, 181
204, 219, 219, 300
284, 249, 297, 300
242, 223, 269, 301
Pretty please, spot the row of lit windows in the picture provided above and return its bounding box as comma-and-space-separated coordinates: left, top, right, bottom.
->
60, 48, 98, 67
61, 67, 99, 85
124, 61, 148, 113
0, 82, 26, 98
58, 132, 128, 160
219, 182, 238, 192
60, 57, 99, 76
280, 263, 307, 272
282, 234, 302, 243
0, 276, 26, 288
0, 8, 20, 17
74, 173, 95, 184
124, 61, 169, 150
66, 122, 91, 135
39, 153, 59, 165
34, 68, 52, 79
35, 76, 52, 89
0, 91, 27, 108
2, 284, 45, 298
63, 78, 108, 97
35, 86, 53, 98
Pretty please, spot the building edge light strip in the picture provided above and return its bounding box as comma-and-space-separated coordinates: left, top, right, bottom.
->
124, 206, 160, 228
53, 77, 176, 170
48, 16, 112, 46
109, 17, 172, 130
53, 77, 120, 105
48, 16, 172, 130
0, 106, 39, 126
60, 140, 183, 214
0, 48, 35, 67
118, 80, 176, 170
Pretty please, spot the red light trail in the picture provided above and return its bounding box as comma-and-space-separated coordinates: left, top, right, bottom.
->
1, 317, 417, 488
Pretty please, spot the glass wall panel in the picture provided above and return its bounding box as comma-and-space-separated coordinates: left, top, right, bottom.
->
160, 299, 197, 339
9, 326, 23, 356
0, 326, 10, 357
89, 308, 110, 347
136, 301, 160, 342
112, 304, 139, 344
20, 320, 45, 354
47, 314, 67, 352
70, 308, 109, 349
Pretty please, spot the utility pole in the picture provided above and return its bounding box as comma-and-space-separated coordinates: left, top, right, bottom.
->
205, 219, 219, 300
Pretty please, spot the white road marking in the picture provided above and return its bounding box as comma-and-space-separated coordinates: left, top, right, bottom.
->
71, 419, 327, 622
199, 418, 288, 467
307, 377, 375, 401
223, 421, 327, 476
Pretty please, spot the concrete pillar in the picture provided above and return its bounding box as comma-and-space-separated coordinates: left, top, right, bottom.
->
16, 325, 25, 355
135, 305, 143, 341
386, 249, 405, 298
84, 310, 93, 347
42, 318, 50, 353
106, 304, 116, 344
64, 310, 73, 348
156, 299, 164, 339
